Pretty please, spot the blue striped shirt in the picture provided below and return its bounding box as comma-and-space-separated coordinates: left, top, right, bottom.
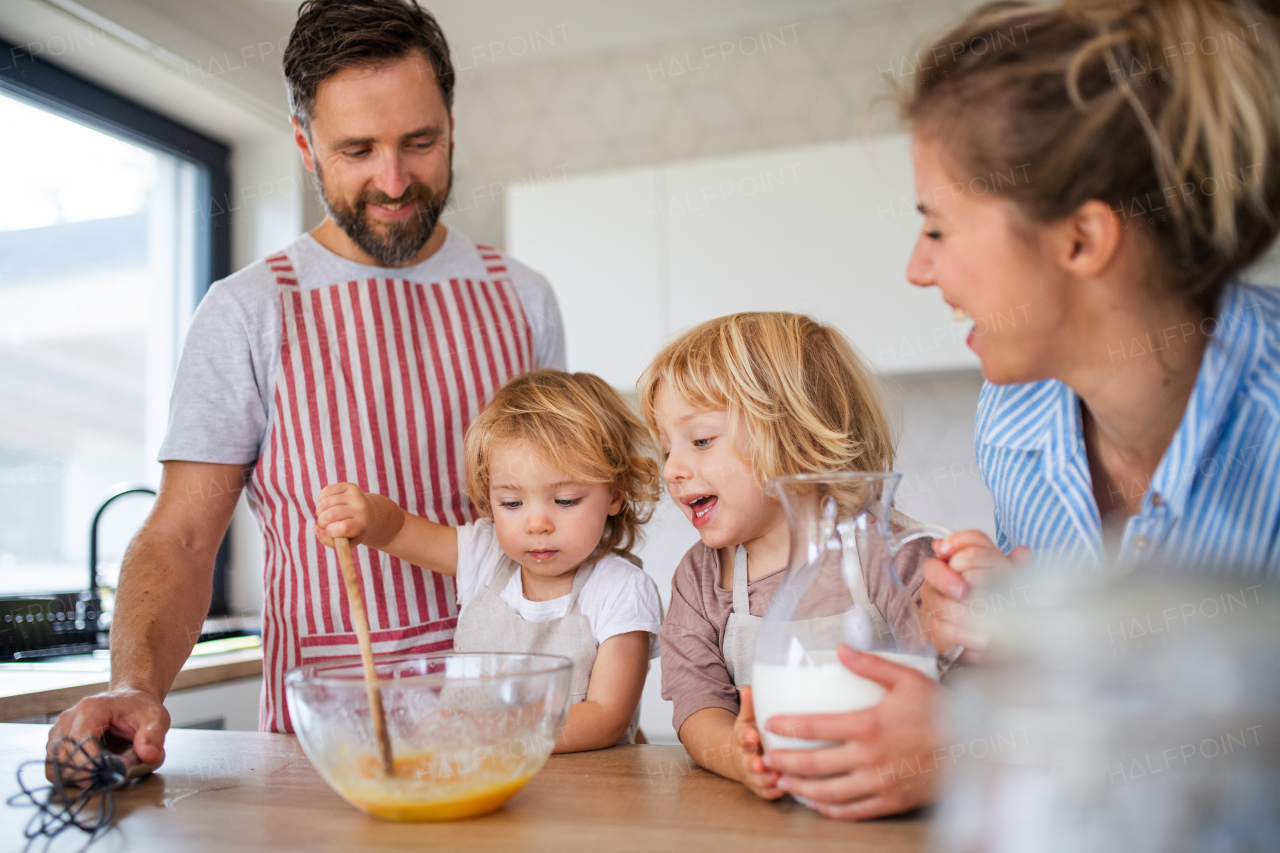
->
975, 282, 1280, 576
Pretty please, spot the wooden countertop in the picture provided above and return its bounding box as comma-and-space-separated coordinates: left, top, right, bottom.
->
0, 648, 263, 721
0, 724, 928, 852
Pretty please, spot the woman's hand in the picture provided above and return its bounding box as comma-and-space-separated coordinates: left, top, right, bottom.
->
313, 482, 403, 549
761, 646, 944, 820
733, 687, 784, 800
920, 530, 1028, 660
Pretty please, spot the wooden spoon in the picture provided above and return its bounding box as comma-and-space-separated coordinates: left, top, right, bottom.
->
333, 536, 394, 777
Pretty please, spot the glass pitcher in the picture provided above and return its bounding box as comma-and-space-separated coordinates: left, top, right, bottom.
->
752, 472, 955, 751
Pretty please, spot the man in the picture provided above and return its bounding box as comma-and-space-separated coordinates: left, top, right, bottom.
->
48, 0, 564, 766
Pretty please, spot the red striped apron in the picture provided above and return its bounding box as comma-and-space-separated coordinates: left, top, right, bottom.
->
248, 243, 535, 733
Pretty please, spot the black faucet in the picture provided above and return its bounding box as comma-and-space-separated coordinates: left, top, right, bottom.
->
88, 484, 157, 615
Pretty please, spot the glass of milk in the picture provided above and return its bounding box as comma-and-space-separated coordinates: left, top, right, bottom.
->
752, 473, 953, 752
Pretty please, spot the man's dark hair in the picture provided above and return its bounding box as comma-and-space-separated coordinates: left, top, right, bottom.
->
283, 0, 455, 130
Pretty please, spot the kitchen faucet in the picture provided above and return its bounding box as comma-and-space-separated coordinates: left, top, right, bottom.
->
88, 484, 157, 605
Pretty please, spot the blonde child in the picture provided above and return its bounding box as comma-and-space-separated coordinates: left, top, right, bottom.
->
314, 369, 662, 752
638, 312, 933, 797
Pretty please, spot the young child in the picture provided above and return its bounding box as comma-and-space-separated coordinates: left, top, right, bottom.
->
313, 369, 662, 752
638, 312, 933, 797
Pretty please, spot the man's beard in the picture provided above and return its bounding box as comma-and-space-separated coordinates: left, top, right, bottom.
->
313, 163, 452, 267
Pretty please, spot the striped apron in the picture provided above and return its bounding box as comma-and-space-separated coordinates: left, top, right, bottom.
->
248, 243, 535, 733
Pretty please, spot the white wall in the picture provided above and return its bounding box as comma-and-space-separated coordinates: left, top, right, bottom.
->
445, 0, 978, 246
888, 370, 994, 538
632, 500, 701, 743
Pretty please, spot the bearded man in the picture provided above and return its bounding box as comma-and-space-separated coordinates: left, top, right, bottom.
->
48, 0, 564, 765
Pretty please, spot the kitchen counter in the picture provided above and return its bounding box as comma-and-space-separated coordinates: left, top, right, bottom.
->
0, 724, 928, 852
0, 647, 263, 721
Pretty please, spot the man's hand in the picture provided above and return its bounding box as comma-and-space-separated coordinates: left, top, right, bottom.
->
46, 687, 170, 783
44, 460, 243, 786
313, 483, 403, 549
762, 646, 944, 820
920, 530, 1029, 659
732, 687, 784, 800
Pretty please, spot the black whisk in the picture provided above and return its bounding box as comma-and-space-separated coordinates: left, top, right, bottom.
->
7, 736, 154, 843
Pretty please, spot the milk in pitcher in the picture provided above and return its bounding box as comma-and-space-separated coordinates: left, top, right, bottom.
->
753, 650, 939, 751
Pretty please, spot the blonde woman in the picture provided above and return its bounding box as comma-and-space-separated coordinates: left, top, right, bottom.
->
765, 0, 1280, 819
638, 312, 936, 802
314, 370, 662, 752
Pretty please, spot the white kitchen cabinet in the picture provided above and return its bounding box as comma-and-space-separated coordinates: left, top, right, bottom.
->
506, 168, 666, 388
507, 133, 979, 387
633, 498, 701, 744
164, 676, 260, 731
663, 136, 977, 373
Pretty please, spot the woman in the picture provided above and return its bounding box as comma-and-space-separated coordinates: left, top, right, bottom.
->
759, 0, 1280, 819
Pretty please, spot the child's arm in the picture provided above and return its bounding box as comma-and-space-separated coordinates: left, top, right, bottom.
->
661, 547, 781, 798
553, 631, 649, 753
313, 482, 459, 576
678, 688, 783, 799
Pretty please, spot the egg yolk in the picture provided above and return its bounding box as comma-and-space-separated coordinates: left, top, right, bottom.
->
334, 751, 535, 822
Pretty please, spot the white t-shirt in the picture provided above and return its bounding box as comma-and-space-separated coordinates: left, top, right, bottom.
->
157, 227, 565, 464
456, 519, 662, 658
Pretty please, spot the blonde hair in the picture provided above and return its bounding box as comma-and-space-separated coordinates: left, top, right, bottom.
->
900, 0, 1280, 316
637, 313, 896, 489
465, 370, 660, 558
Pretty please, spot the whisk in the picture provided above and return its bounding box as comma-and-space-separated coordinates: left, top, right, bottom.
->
7, 734, 157, 843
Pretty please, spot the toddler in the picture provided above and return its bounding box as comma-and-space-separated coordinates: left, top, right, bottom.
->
315, 369, 662, 752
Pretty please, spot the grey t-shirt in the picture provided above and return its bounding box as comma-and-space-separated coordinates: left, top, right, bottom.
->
158, 227, 566, 465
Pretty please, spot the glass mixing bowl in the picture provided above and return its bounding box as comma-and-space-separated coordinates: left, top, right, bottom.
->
286, 652, 573, 822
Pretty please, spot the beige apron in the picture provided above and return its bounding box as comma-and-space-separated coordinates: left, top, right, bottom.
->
720, 539, 894, 689
452, 560, 640, 744
722, 546, 762, 687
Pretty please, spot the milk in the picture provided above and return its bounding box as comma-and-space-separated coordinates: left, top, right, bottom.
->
752, 650, 939, 751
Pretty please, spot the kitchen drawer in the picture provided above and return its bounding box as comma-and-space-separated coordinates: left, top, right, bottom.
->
164, 676, 260, 731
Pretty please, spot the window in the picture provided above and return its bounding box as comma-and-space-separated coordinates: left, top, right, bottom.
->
0, 41, 229, 607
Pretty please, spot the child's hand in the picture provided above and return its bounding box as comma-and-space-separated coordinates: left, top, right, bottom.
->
920, 531, 1030, 662
733, 687, 784, 800
313, 483, 398, 549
